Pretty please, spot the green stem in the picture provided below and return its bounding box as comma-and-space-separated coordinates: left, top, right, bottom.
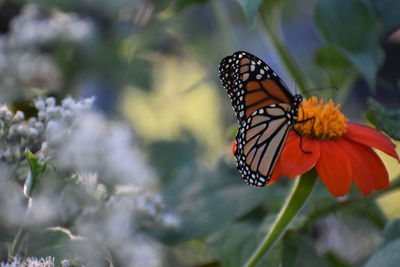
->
258, 4, 311, 97
211, 1, 235, 52
10, 198, 32, 256
245, 170, 318, 267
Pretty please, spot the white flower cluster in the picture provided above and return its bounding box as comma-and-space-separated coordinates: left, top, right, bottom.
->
8, 4, 94, 48
0, 104, 33, 163
0, 96, 179, 266
34, 96, 95, 137
43, 111, 179, 265
0, 4, 94, 101
0, 97, 93, 166
0, 256, 54, 267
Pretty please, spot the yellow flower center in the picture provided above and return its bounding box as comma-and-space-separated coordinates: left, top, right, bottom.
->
294, 97, 348, 140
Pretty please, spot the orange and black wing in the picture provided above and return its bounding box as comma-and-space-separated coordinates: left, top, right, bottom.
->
219, 51, 295, 122
234, 104, 291, 186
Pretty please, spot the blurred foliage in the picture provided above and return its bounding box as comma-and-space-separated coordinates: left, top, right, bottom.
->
364, 219, 400, 267
236, 0, 263, 27
159, 160, 291, 243
206, 219, 282, 266
1, 0, 400, 265
314, 0, 383, 89
366, 98, 400, 141
282, 231, 331, 267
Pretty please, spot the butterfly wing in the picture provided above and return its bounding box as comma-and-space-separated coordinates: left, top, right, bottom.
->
235, 104, 291, 186
219, 51, 295, 122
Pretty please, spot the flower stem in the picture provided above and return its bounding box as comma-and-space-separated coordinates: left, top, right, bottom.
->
245, 170, 318, 267
258, 4, 310, 96
10, 198, 32, 256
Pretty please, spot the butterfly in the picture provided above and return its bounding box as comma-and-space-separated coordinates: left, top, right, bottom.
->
219, 51, 303, 186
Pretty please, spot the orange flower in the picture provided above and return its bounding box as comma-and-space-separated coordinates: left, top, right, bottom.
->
234, 97, 399, 197
274, 97, 399, 196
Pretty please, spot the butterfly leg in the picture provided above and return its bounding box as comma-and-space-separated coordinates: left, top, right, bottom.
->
293, 129, 312, 154
293, 116, 315, 154
297, 116, 316, 134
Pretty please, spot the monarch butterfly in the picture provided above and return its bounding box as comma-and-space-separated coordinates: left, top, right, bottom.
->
219, 51, 303, 187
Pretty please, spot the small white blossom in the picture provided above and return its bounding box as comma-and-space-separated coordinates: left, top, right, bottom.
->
28, 127, 39, 137
60, 97, 75, 109
33, 121, 44, 132
12, 111, 25, 123
45, 106, 60, 117
61, 110, 73, 121
33, 98, 46, 111
15, 124, 30, 136
0, 105, 13, 121
163, 213, 181, 228
83, 96, 95, 106
60, 259, 70, 267
45, 97, 56, 107
37, 110, 47, 121
96, 183, 107, 201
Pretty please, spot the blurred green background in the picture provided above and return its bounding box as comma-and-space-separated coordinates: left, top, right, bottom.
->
1, 0, 400, 266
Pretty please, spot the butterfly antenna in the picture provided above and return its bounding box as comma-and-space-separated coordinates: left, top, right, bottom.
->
303, 85, 339, 94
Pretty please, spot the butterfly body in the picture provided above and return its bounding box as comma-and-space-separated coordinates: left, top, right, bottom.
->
219, 51, 302, 186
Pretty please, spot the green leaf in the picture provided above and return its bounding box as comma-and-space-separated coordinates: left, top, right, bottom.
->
366, 98, 400, 141
24, 150, 47, 198
314, 0, 376, 51
276, 230, 333, 267
325, 252, 351, 267
314, 0, 384, 89
147, 138, 197, 184
314, 45, 351, 69
236, 0, 263, 26
28, 227, 84, 263
364, 219, 400, 267
158, 161, 290, 243
30, 228, 71, 253
342, 198, 387, 229
369, 0, 400, 37
293, 237, 330, 267
342, 45, 383, 90
206, 219, 282, 267
314, 45, 358, 98
174, 0, 210, 12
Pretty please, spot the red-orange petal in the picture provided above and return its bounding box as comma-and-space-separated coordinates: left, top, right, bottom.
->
345, 123, 399, 162
269, 155, 284, 185
348, 141, 389, 190
281, 133, 320, 178
268, 131, 297, 185
315, 140, 352, 197
337, 139, 374, 196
